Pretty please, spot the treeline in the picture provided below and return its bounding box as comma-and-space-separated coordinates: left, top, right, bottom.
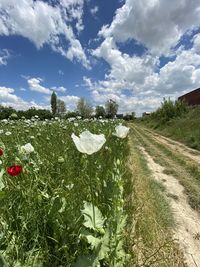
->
142, 98, 189, 128
0, 106, 53, 120
0, 94, 135, 121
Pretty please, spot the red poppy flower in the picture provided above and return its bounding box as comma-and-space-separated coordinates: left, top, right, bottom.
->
0, 148, 3, 156
7, 165, 23, 176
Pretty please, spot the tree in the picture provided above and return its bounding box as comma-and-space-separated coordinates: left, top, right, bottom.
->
18, 107, 53, 120
57, 99, 66, 116
123, 112, 135, 121
76, 97, 93, 118
95, 105, 106, 118
51, 91, 57, 115
105, 99, 118, 118
0, 105, 15, 120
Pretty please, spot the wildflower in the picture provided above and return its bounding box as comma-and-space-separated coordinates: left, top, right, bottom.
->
58, 156, 64, 163
113, 125, 129, 138
5, 131, 11, 136
7, 165, 22, 176
68, 117, 75, 122
0, 160, 2, 165
71, 130, 106, 155
0, 148, 3, 156
66, 183, 74, 190
21, 143, 34, 154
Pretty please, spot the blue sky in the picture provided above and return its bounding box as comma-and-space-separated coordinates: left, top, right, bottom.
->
1, 0, 200, 115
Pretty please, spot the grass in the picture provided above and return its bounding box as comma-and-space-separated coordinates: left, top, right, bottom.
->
143, 106, 200, 151
128, 130, 186, 267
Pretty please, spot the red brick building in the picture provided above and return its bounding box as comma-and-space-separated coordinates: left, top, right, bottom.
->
178, 88, 200, 106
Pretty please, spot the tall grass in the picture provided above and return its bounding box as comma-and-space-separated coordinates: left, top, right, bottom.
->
142, 99, 200, 150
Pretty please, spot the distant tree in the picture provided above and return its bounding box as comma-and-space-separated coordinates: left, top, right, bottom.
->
57, 99, 66, 116
145, 98, 189, 126
51, 91, 57, 115
123, 112, 135, 121
95, 105, 106, 118
105, 99, 118, 118
76, 97, 93, 118
0, 105, 15, 120
65, 111, 79, 119
131, 112, 136, 119
18, 107, 53, 120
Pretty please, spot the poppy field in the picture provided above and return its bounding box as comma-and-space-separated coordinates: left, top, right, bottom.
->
0, 118, 131, 267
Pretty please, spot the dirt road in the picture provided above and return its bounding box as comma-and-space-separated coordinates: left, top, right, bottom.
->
131, 125, 200, 267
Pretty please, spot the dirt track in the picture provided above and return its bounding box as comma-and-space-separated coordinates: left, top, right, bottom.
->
144, 128, 200, 164
132, 125, 200, 267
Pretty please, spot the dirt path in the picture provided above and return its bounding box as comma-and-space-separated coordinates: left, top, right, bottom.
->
140, 146, 200, 267
144, 128, 200, 164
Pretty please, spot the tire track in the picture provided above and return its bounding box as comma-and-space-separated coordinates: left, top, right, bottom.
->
130, 125, 200, 267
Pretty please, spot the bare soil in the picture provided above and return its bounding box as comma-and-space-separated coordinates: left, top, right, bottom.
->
140, 146, 200, 267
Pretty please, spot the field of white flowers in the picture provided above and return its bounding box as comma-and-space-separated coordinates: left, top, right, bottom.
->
0, 117, 131, 267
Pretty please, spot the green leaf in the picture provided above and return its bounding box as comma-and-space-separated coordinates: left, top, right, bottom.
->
116, 214, 127, 236
80, 229, 101, 249
0, 254, 7, 267
81, 202, 105, 232
80, 228, 110, 261
97, 228, 110, 260
0, 192, 6, 200
74, 254, 100, 267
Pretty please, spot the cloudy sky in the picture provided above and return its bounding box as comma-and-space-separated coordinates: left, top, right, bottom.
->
1, 0, 200, 115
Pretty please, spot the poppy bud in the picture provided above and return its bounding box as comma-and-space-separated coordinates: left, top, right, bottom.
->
7, 165, 23, 176
0, 148, 3, 156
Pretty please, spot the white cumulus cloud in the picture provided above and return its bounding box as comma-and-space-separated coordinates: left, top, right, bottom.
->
0, 86, 47, 110
90, 6, 99, 16
0, 49, 10, 65
99, 0, 200, 56
89, 1, 200, 115
0, 0, 89, 68
27, 77, 67, 94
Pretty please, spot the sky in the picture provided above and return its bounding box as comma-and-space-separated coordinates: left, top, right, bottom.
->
1, 0, 200, 115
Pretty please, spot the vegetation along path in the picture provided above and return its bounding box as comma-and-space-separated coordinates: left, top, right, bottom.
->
129, 124, 200, 267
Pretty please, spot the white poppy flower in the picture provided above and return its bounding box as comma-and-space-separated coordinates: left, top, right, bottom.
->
21, 143, 34, 154
71, 130, 106, 155
68, 117, 75, 122
113, 125, 129, 139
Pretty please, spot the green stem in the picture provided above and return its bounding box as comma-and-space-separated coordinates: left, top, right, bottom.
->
89, 174, 96, 229
87, 158, 96, 229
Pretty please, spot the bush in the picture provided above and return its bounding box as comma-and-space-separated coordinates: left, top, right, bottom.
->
10, 113, 18, 120
143, 98, 189, 126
